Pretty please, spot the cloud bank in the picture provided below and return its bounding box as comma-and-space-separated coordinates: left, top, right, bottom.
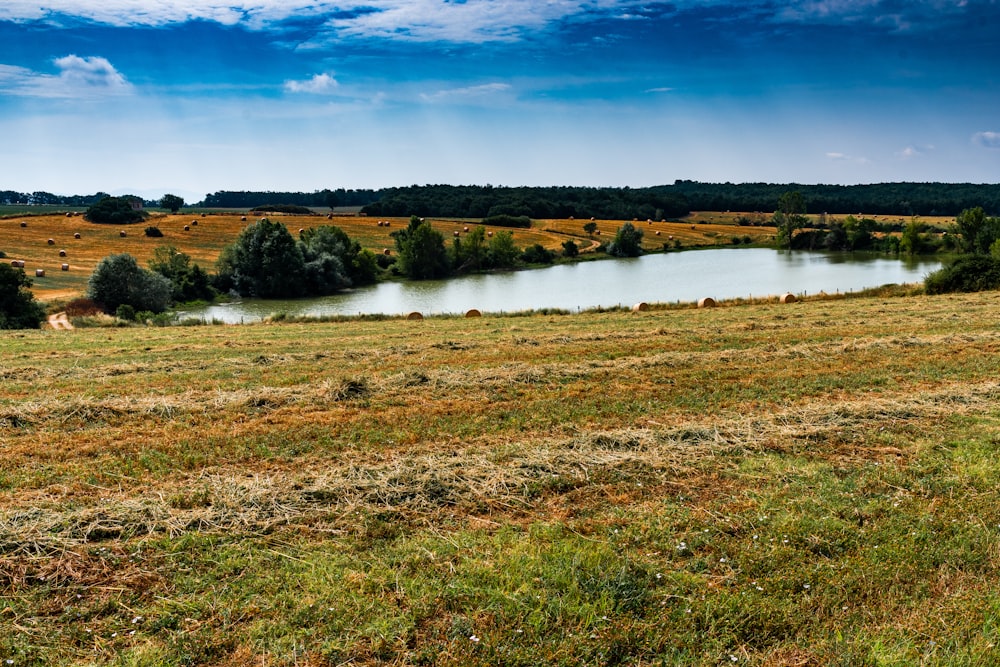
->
0, 55, 131, 97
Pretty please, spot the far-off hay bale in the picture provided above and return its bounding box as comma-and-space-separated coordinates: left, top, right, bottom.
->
406, 311, 424, 320
241, 216, 247, 221
383, 248, 391, 255
120, 231, 127, 238
463, 226, 470, 232
184, 225, 190, 231
698, 297, 716, 308
47, 239, 55, 245
453, 230, 460, 237
61, 263, 69, 271
19, 222, 26, 228
780, 292, 797, 304
65, 212, 72, 218
632, 302, 649, 312
35, 269, 45, 277
465, 309, 482, 318
191, 219, 198, 226
74, 233, 81, 239
59, 249, 67, 257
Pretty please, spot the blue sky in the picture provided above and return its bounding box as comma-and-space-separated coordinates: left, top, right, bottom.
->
1, 1, 998, 201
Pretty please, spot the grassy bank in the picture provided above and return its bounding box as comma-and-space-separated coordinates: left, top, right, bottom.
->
2, 290, 1000, 665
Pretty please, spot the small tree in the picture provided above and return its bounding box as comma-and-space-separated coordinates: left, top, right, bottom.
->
88, 253, 172, 313
394, 216, 451, 280
0, 264, 46, 329
561, 240, 580, 258
149, 245, 215, 303
486, 230, 520, 269
954, 206, 1000, 255
583, 221, 598, 237
607, 222, 644, 257
159, 194, 185, 213
773, 191, 808, 248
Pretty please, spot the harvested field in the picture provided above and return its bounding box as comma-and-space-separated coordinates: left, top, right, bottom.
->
2, 289, 1000, 664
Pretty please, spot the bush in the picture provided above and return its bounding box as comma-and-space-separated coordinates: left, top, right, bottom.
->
87, 253, 173, 313
482, 214, 532, 228
0, 263, 46, 329
250, 204, 314, 215
85, 196, 148, 225
115, 304, 136, 321
64, 297, 102, 317
562, 240, 579, 258
925, 255, 1000, 294
607, 222, 644, 257
521, 243, 555, 264
145, 226, 164, 237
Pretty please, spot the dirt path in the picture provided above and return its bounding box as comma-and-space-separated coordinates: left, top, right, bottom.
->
47, 312, 73, 330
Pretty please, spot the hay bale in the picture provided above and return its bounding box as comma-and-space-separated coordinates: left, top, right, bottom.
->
59, 250, 67, 257
453, 230, 460, 237
383, 248, 391, 255
184, 225, 190, 231
780, 293, 797, 304
655, 230, 661, 235
487, 231, 493, 237
47, 239, 55, 245
74, 233, 81, 239
465, 309, 482, 318
35, 269, 45, 278
120, 231, 127, 238
191, 220, 198, 226
19, 222, 26, 228
406, 311, 424, 320
201, 212, 207, 217
631, 302, 649, 312
61, 263, 69, 271
65, 212, 72, 218
241, 216, 247, 221
698, 297, 716, 308
463, 226, 470, 232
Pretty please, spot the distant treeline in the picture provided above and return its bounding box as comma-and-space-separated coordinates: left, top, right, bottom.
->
7, 182, 1000, 217
200, 189, 379, 209
670, 181, 1000, 217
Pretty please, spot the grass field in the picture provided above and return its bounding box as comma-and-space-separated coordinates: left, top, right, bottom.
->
2, 287, 1000, 665
1, 212, 779, 303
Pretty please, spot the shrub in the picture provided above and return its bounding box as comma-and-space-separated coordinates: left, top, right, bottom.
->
115, 304, 136, 321
64, 297, 102, 317
87, 253, 173, 313
521, 243, 555, 264
250, 204, 314, 215
482, 214, 532, 228
925, 255, 1000, 294
562, 240, 580, 258
145, 226, 164, 237
607, 222, 644, 257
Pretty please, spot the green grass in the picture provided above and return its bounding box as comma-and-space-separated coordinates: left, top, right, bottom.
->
3, 290, 1000, 664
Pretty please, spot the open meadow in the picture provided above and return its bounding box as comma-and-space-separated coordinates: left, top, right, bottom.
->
2, 288, 1000, 665
1, 212, 778, 303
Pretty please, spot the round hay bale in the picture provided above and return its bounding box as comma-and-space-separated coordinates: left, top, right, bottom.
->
59, 249, 67, 257
780, 292, 797, 304
698, 297, 717, 308
191, 220, 198, 226
406, 311, 424, 320
299, 228, 305, 234
487, 231, 493, 237
61, 263, 70, 271
184, 225, 190, 231
65, 212, 72, 218
74, 233, 81, 239
465, 308, 482, 318
19, 222, 26, 228
655, 230, 661, 235
201, 212, 207, 217
595, 230, 601, 236
384, 222, 390, 228
120, 231, 127, 238
463, 226, 470, 232
383, 248, 391, 256
241, 216, 247, 221
35, 269, 45, 278
454, 230, 460, 237
327, 213, 333, 220
47, 238, 55, 245
631, 302, 649, 312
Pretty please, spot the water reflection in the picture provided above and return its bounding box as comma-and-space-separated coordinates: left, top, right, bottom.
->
179, 248, 941, 323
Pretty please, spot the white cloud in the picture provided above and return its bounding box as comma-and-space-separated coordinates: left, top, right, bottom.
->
645, 87, 674, 93
0, 55, 132, 97
284, 73, 339, 94
0, 1, 984, 42
826, 152, 849, 160
973, 131, 1000, 149
420, 82, 512, 102
826, 151, 871, 164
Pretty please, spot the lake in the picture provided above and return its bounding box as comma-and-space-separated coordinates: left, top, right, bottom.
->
178, 248, 942, 323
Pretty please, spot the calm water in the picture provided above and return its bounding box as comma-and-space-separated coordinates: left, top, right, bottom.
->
179, 248, 941, 323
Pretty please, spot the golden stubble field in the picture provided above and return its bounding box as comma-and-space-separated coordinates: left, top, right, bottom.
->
2, 212, 778, 302
3, 288, 1000, 664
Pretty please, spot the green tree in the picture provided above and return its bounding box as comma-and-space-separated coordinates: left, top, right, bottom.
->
216, 219, 305, 297
607, 222, 644, 257
301, 225, 377, 288
394, 216, 451, 280
88, 253, 172, 313
149, 245, 215, 303
84, 196, 148, 225
486, 230, 520, 269
0, 264, 46, 329
159, 194, 185, 213
561, 240, 580, 258
451, 226, 487, 273
774, 191, 807, 248
583, 221, 598, 237
954, 206, 1000, 254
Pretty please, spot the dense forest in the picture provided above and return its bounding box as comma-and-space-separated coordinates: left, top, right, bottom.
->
5, 182, 1000, 218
